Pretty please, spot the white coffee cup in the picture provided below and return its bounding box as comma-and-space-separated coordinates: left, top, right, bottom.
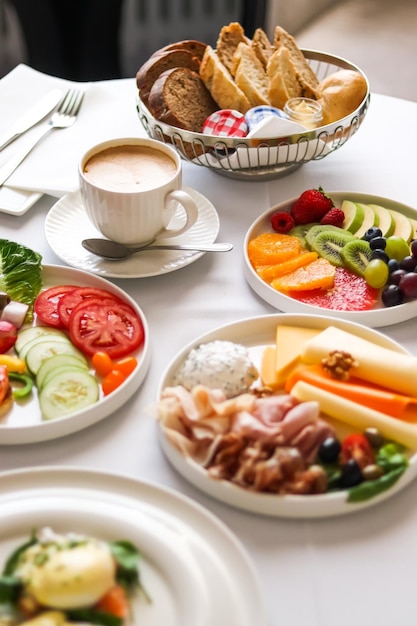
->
79, 137, 198, 246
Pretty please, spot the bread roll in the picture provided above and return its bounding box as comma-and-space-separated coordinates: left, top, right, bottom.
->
317, 69, 368, 124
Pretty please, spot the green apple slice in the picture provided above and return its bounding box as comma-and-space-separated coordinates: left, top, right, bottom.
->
352, 203, 378, 238
341, 200, 364, 234
368, 204, 395, 237
389, 208, 414, 242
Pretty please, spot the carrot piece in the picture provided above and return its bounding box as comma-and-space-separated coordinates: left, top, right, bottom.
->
285, 364, 417, 421
95, 584, 129, 618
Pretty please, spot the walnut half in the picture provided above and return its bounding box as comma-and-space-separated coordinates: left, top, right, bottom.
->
321, 350, 358, 381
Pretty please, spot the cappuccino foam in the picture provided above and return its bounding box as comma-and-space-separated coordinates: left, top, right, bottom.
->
83, 145, 177, 192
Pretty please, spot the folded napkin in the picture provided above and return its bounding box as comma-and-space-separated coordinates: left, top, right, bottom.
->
0, 64, 145, 198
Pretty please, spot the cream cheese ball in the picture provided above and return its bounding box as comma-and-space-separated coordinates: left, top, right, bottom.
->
172, 340, 259, 397
15, 528, 116, 610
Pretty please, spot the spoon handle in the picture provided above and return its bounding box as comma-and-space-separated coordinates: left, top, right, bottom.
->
141, 243, 233, 252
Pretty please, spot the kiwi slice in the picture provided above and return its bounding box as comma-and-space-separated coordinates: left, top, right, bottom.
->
305, 224, 355, 249
289, 223, 319, 249
340, 239, 372, 276
311, 230, 355, 267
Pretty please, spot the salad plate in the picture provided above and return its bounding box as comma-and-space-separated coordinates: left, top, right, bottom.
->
0, 264, 150, 445
0, 466, 266, 626
156, 313, 417, 518
243, 192, 417, 328
45, 188, 220, 278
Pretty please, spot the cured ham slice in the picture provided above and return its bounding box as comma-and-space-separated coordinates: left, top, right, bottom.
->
155, 385, 335, 494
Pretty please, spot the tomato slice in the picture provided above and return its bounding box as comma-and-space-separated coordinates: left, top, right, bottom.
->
68, 297, 144, 358
340, 433, 375, 469
34, 285, 78, 327
58, 287, 126, 328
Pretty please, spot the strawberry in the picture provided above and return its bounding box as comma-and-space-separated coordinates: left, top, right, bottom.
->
270, 211, 295, 234
290, 188, 334, 225
320, 208, 345, 228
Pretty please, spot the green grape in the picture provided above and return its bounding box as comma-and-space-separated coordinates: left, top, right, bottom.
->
364, 258, 389, 288
384, 236, 410, 261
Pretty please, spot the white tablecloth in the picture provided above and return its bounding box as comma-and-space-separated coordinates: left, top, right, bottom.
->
1, 69, 417, 626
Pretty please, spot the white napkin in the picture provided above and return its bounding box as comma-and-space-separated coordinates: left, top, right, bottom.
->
0, 64, 145, 198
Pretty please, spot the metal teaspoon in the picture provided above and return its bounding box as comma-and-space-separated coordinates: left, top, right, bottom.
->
82, 238, 233, 260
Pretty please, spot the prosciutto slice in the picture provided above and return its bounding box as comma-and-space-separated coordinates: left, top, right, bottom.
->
155, 385, 335, 494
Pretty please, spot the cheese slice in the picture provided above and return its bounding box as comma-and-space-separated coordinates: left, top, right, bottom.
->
301, 326, 417, 397
275, 325, 321, 379
291, 381, 417, 449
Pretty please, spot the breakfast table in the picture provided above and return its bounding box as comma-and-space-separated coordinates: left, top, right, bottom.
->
0, 64, 417, 626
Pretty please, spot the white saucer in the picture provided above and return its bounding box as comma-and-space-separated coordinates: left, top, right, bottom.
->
45, 187, 220, 278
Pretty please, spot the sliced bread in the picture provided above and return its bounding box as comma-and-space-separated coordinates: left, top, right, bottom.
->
216, 21, 248, 74
147, 67, 218, 132
136, 49, 201, 105
267, 47, 303, 109
273, 26, 319, 99
251, 27, 273, 68
199, 45, 251, 113
232, 42, 269, 107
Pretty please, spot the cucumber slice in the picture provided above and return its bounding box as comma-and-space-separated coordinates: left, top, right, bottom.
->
25, 340, 85, 376
19, 333, 70, 360
41, 365, 90, 391
15, 326, 68, 355
39, 369, 99, 420
37, 353, 89, 390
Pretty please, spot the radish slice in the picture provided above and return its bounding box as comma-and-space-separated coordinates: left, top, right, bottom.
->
1, 301, 29, 329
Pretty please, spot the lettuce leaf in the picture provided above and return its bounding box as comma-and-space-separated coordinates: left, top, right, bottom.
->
0, 239, 42, 319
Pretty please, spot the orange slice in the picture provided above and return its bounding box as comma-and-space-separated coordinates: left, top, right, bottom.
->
248, 233, 301, 267
256, 251, 318, 282
271, 258, 336, 292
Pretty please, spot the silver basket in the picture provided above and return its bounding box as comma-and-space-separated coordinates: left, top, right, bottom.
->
136, 50, 370, 181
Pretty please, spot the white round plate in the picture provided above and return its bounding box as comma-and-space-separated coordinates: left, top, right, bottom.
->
243, 192, 417, 328
45, 188, 220, 278
0, 466, 266, 626
156, 313, 417, 519
0, 265, 150, 445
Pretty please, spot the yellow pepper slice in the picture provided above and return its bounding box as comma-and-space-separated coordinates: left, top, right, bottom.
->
0, 354, 27, 373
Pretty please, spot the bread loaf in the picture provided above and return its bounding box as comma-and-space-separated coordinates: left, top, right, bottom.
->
151, 40, 207, 61
232, 43, 269, 107
317, 69, 368, 124
148, 67, 218, 132
199, 45, 251, 113
136, 50, 201, 105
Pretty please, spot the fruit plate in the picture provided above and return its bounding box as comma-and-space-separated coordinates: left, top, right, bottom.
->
0, 466, 266, 626
155, 313, 417, 519
243, 192, 417, 327
0, 265, 151, 445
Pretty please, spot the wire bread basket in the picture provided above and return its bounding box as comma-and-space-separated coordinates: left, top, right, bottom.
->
136, 50, 370, 181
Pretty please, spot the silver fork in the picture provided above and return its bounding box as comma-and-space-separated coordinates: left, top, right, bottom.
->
0, 88, 85, 187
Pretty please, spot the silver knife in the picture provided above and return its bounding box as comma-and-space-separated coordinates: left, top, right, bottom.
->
0, 88, 62, 152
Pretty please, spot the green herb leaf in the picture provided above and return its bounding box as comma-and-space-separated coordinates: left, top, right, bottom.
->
67, 608, 122, 626
0, 575, 22, 603
2, 530, 37, 576
0, 239, 42, 321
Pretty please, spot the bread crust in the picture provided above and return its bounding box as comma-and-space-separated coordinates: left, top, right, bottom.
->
151, 40, 207, 61
136, 50, 201, 104
317, 69, 368, 124
251, 28, 273, 68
